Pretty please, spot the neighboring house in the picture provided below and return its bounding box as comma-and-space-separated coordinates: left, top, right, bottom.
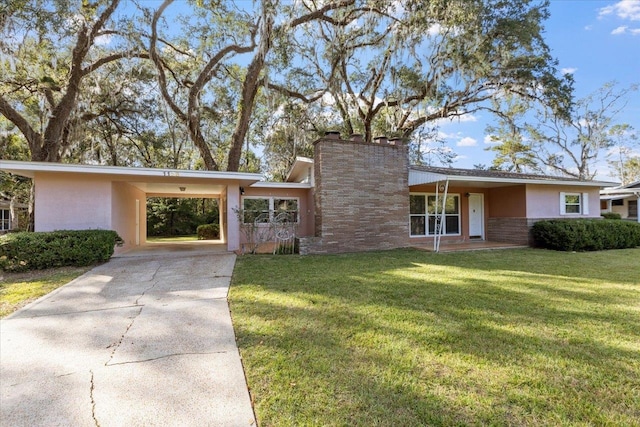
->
0, 198, 28, 233
600, 180, 640, 222
0, 133, 614, 254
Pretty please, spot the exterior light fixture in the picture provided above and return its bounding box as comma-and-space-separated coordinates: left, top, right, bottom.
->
179, 187, 186, 192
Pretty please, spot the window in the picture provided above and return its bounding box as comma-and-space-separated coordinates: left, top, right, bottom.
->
242, 197, 299, 223
630, 200, 638, 218
410, 194, 460, 236
560, 192, 589, 215
612, 199, 624, 206
1, 209, 9, 231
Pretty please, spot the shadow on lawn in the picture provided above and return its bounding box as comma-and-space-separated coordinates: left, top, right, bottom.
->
231, 248, 640, 425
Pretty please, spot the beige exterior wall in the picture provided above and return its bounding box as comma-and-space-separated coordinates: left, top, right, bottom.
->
34, 172, 112, 232
111, 182, 147, 253
226, 185, 241, 252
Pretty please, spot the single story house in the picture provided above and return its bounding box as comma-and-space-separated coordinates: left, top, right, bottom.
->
600, 180, 640, 222
0, 133, 614, 254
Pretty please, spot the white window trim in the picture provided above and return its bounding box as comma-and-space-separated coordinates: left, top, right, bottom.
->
0, 209, 9, 231
560, 192, 589, 216
409, 193, 461, 237
241, 196, 300, 223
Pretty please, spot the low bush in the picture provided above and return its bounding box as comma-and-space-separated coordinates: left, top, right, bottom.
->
601, 212, 622, 220
0, 230, 123, 272
197, 223, 220, 240
532, 219, 640, 251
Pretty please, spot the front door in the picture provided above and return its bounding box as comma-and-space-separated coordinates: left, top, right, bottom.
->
468, 193, 484, 239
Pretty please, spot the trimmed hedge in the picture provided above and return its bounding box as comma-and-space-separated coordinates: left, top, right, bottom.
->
532, 219, 640, 251
601, 212, 622, 220
197, 223, 220, 240
0, 230, 123, 272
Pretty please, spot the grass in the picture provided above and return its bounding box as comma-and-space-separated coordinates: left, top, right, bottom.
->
0, 266, 90, 318
146, 235, 199, 242
230, 248, 640, 426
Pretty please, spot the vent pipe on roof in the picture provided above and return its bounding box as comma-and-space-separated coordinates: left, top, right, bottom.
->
373, 136, 388, 144
350, 133, 364, 142
324, 131, 341, 139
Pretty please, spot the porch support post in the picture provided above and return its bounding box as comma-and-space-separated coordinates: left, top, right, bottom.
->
226, 185, 241, 252
433, 182, 439, 252
436, 180, 449, 253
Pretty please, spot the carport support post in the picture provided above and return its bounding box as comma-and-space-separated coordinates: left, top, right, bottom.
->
226, 185, 241, 252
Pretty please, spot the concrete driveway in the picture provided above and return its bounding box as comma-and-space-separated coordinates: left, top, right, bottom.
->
1, 244, 256, 426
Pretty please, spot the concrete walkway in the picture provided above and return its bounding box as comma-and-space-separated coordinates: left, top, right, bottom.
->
1, 246, 256, 426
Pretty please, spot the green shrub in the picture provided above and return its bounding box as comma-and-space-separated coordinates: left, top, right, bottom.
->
601, 212, 622, 220
0, 230, 123, 272
532, 219, 640, 251
197, 223, 220, 240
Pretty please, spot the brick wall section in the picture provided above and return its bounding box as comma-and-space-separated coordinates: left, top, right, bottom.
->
487, 217, 551, 246
300, 136, 410, 254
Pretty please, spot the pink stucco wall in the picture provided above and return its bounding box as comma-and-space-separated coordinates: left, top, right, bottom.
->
111, 181, 147, 253
525, 184, 601, 218
34, 172, 112, 231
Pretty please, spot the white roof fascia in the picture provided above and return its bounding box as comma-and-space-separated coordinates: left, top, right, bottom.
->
285, 156, 314, 182
408, 170, 448, 185
600, 188, 640, 195
250, 182, 312, 189
447, 176, 616, 187
600, 194, 639, 201
0, 160, 263, 182
409, 168, 614, 187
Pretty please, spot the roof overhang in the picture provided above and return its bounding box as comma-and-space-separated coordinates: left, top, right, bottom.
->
0, 160, 264, 197
250, 181, 313, 189
409, 168, 617, 188
285, 156, 314, 183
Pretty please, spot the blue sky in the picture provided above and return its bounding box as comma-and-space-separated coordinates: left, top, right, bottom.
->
443, 0, 640, 179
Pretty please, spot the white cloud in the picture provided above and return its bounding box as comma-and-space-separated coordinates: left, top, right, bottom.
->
484, 135, 501, 145
457, 137, 477, 147
427, 23, 442, 37
631, 28, 640, 35
612, 25, 628, 34
584, 25, 593, 31
600, 1, 640, 21
561, 67, 577, 75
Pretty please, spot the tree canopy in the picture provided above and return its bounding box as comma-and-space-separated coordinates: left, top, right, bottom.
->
2, 0, 573, 177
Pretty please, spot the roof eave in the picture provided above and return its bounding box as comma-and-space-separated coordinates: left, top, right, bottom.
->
0, 160, 263, 183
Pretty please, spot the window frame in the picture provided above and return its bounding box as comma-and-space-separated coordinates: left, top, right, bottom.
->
0, 209, 9, 231
409, 193, 461, 237
560, 192, 589, 216
241, 196, 300, 224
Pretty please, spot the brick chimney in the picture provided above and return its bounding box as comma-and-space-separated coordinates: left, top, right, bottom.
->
299, 134, 410, 254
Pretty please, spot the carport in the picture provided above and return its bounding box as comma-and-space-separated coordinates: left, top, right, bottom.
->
0, 160, 262, 253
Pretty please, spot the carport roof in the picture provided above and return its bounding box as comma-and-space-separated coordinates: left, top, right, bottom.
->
0, 160, 260, 181
0, 160, 264, 196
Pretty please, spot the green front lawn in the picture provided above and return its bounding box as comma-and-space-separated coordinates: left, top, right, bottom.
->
1, 266, 90, 318
230, 248, 640, 426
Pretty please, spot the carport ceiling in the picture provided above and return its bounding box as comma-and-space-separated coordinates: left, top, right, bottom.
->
129, 182, 226, 196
